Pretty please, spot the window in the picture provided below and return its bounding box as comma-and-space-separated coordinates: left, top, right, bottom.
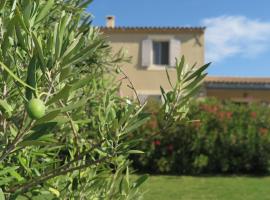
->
152, 41, 169, 65
141, 37, 180, 68
138, 94, 162, 104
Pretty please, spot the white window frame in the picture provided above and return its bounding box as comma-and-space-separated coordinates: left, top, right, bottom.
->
147, 35, 172, 70
143, 35, 180, 70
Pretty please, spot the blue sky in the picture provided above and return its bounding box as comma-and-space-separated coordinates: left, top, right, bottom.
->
87, 0, 270, 77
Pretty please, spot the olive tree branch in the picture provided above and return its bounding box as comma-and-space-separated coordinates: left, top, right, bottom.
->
0, 112, 34, 162
44, 73, 80, 156
8, 156, 110, 193
118, 68, 141, 105
58, 99, 80, 155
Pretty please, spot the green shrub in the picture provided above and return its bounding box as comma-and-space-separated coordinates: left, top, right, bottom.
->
0, 1, 208, 196
132, 98, 270, 174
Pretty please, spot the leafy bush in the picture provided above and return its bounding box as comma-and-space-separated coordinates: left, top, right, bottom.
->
0, 1, 150, 199
0, 1, 209, 197
132, 98, 270, 174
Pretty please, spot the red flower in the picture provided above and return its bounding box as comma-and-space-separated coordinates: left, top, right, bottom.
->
226, 112, 233, 119
251, 112, 257, 119
153, 140, 161, 146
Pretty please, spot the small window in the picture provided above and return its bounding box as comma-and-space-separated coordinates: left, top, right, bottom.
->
138, 94, 162, 104
153, 41, 169, 65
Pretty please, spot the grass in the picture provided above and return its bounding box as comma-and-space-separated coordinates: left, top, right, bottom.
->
140, 175, 270, 200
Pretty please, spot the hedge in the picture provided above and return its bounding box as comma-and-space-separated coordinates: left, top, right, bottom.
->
131, 98, 270, 174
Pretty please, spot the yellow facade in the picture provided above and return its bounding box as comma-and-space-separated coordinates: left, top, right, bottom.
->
101, 27, 205, 98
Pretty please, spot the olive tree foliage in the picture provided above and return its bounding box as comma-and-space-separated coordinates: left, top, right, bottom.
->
0, 0, 209, 199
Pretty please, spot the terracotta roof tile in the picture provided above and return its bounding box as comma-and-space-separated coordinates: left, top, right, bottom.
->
99, 26, 205, 33
205, 76, 270, 84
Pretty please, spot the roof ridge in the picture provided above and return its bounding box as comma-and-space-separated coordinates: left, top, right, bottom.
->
99, 26, 205, 29
205, 76, 270, 84
99, 26, 205, 32
206, 76, 270, 78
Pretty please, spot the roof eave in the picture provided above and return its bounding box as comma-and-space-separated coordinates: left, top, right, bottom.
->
99, 26, 206, 34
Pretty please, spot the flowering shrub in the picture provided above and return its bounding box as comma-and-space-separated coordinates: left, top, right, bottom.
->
131, 98, 270, 174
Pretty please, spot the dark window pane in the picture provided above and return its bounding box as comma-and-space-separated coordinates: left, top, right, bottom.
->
152, 41, 169, 65
161, 42, 169, 65
153, 42, 160, 65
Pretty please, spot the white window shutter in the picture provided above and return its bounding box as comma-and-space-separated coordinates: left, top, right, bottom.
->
169, 38, 181, 67
141, 39, 152, 67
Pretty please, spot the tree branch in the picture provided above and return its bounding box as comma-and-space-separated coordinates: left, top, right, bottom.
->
8, 156, 110, 193
118, 68, 141, 105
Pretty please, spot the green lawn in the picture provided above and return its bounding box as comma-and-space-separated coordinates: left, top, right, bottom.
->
141, 175, 270, 200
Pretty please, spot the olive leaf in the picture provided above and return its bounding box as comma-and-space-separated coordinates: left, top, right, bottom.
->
0, 61, 36, 91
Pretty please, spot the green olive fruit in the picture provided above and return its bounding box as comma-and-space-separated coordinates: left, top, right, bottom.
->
27, 98, 46, 119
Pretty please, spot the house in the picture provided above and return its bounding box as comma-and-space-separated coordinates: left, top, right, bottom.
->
101, 16, 270, 104
100, 16, 204, 102
204, 76, 270, 104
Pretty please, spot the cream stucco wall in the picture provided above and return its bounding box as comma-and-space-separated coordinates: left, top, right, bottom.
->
206, 89, 270, 102
102, 31, 205, 97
